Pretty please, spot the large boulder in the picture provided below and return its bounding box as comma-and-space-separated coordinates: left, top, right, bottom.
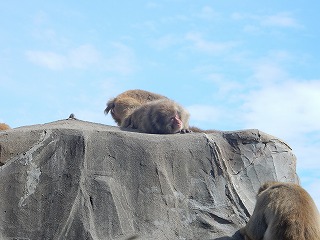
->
0, 119, 298, 240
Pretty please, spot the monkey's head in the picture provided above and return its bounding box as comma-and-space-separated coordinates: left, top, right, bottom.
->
152, 103, 184, 134
257, 181, 279, 197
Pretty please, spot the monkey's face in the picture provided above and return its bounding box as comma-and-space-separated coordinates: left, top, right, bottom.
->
170, 114, 183, 131
156, 109, 183, 134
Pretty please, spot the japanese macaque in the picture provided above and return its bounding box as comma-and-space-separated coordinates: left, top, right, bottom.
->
240, 181, 320, 240
104, 89, 167, 126
0, 123, 10, 131
121, 99, 190, 134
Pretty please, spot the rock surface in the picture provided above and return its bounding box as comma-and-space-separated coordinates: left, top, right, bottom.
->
0, 119, 298, 240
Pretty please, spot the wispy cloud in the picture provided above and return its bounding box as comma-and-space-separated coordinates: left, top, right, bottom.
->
238, 52, 320, 140
241, 59, 320, 172
242, 80, 320, 138
190, 51, 320, 175
151, 34, 180, 50
26, 44, 100, 70
261, 12, 302, 28
26, 43, 136, 74
33, 10, 49, 25
102, 42, 136, 75
197, 6, 219, 20
26, 50, 67, 70
207, 73, 243, 96
232, 11, 303, 30
68, 45, 101, 68
251, 62, 288, 85
133, 20, 157, 32
145, 1, 162, 9
186, 32, 238, 54
187, 104, 222, 123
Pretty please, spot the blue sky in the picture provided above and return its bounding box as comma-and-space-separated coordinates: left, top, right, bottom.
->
1, 1, 319, 208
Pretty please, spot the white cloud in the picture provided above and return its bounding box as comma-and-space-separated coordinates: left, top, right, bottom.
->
187, 105, 222, 122
261, 12, 302, 28
198, 6, 219, 20
294, 141, 320, 170
151, 35, 179, 50
26, 44, 100, 70
251, 62, 288, 85
232, 11, 303, 30
33, 10, 49, 25
146, 1, 162, 9
186, 32, 238, 54
206, 73, 243, 96
243, 24, 262, 34
26, 43, 136, 74
103, 42, 136, 75
133, 20, 157, 32
192, 52, 320, 175
241, 74, 320, 174
242, 80, 320, 138
68, 45, 101, 68
26, 51, 66, 70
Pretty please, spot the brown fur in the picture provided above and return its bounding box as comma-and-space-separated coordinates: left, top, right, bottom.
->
105, 89, 167, 126
0, 123, 10, 131
240, 181, 320, 240
188, 126, 219, 133
121, 99, 190, 134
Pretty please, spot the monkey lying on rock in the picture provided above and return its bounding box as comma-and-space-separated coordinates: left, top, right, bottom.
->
240, 181, 320, 240
121, 99, 190, 134
105, 89, 219, 134
105, 89, 191, 134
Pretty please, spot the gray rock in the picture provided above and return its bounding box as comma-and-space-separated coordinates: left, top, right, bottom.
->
0, 119, 298, 240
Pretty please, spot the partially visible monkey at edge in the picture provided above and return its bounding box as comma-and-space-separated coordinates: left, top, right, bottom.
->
240, 181, 320, 240
105, 89, 167, 126
0, 123, 10, 131
121, 99, 190, 134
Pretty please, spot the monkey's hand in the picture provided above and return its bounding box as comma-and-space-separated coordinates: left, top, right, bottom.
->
239, 227, 251, 240
180, 129, 192, 134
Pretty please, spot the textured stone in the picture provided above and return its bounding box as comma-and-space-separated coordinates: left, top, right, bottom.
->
0, 119, 298, 240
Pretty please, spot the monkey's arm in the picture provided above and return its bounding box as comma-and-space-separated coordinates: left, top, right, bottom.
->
121, 115, 133, 129
240, 227, 254, 240
242, 208, 267, 240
